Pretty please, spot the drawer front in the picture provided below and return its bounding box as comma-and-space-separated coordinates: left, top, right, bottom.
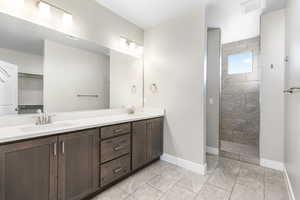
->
101, 123, 131, 139
100, 155, 130, 187
101, 134, 131, 163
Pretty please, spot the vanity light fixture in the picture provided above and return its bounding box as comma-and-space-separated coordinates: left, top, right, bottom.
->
38, 0, 73, 27
38, 1, 51, 19
119, 37, 144, 56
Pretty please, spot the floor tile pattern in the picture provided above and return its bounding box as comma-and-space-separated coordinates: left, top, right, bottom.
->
220, 140, 259, 165
91, 155, 289, 200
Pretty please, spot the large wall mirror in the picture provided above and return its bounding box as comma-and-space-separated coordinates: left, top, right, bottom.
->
0, 13, 144, 116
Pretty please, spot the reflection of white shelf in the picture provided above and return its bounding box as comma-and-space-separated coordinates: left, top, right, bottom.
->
18, 105, 44, 114
18, 72, 43, 106
18, 72, 43, 79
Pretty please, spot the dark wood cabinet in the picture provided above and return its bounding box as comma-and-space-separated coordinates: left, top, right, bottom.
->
132, 118, 164, 170
0, 117, 163, 200
0, 136, 58, 200
58, 129, 99, 200
100, 124, 131, 187
101, 123, 131, 139
148, 118, 164, 161
132, 120, 148, 170
100, 154, 130, 187
101, 134, 131, 163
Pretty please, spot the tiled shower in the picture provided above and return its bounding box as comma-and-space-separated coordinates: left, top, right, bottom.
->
220, 37, 260, 165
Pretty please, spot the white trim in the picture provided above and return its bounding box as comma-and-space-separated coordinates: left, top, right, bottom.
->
260, 158, 284, 171
206, 146, 219, 155
284, 167, 296, 200
161, 153, 207, 175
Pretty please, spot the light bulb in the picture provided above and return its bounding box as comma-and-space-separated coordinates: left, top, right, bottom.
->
129, 42, 136, 51
8, 0, 24, 11
38, 1, 51, 20
63, 12, 73, 27
137, 46, 144, 55
120, 37, 128, 48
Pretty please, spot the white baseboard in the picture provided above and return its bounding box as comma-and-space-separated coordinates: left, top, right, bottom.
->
161, 153, 207, 175
206, 146, 219, 155
284, 167, 296, 200
260, 158, 284, 171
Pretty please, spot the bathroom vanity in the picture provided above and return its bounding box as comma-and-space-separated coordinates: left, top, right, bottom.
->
0, 2, 160, 199
0, 113, 164, 200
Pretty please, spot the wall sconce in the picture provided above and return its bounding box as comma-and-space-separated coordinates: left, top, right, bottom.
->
131, 85, 137, 94
150, 83, 158, 93
119, 37, 144, 56
37, 0, 73, 27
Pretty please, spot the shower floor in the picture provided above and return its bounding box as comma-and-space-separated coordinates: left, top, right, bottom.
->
220, 140, 259, 165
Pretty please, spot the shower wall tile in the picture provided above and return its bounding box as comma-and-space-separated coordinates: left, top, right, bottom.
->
221, 37, 260, 148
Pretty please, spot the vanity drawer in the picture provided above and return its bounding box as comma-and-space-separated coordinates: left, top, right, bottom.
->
100, 154, 130, 187
101, 123, 131, 139
101, 134, 131, 163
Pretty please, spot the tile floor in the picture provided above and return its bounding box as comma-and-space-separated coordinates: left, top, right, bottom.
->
220, 140, 259, 165
92, 154, 289, 200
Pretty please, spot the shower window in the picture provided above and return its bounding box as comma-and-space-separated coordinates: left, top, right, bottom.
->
228, 51, 253, 74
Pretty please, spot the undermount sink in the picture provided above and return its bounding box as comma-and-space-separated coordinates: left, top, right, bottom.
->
21, 122, 75, 132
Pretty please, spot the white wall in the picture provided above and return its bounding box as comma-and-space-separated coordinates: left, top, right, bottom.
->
0, 0, 143, 50
44, 40, 110, 112
0, 48, 44, 106
144, 7, 207, 166
206, 29, 221, 149
260, 9, 285, 163
110, 50, 143, 109
0, 48, 43, 75
285, 0, 300, 198
206, 0, 261, 44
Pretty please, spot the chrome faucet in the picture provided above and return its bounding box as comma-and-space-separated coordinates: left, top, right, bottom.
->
36, 109, 53, 125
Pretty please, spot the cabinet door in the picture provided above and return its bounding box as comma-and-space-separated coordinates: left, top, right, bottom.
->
148, 118, 164, 161
132, 120, 148, 170
0, 137, 58, 200
58, 129, 99, 200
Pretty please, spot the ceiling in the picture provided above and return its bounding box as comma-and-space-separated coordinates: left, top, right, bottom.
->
96, 0, 286, 30
96, 0, 209, 29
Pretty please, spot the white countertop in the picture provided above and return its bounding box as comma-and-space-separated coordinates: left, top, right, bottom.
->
0, 110, 164, 144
